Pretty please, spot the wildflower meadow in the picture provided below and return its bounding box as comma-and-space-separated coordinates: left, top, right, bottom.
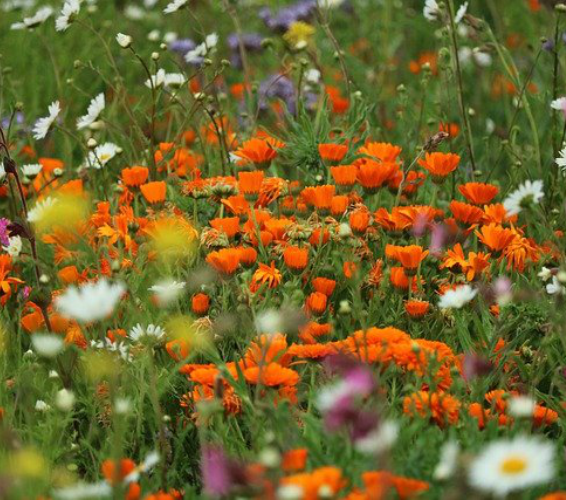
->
2, 0, 566, 498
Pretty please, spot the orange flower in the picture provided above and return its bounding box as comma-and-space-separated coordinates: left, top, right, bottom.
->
0, 255, 23, 304
121, 166, 149, 187
280, 467, 346, 500
282, 449, 308, 472
305, 185, 336, 212
237, 246, 258, 267
349, 209, 371, 234
439, 122, 460, 137
210, 217, 240, 238
306, 291, 328, 315
343, 261, 359, 279
449, 200, 484, 226
318, 143, 348, 164
330, 165, 358, 188
251, 261, 282, 290
283, 246, 309, 272
165, 339, 190, 361
191, 293, 210, 316
331, 195, 349, 215
140, 181, 167, 204
238, 170, 264, 199
385, 245, 428, 273
459, 182, 499, 205
403, 391, 460, 426
405, 300, 430, 318
359, 141, 402, 163
312, 277, 336, 296
476, 224, 516, 253
206, 249, 241, 275
101, 458, 137, 485
360, 471, 430, 500
243, 362, 299, 386
357, 159, 396, 193
418, 152, 459, 181
233, 138, 278, 169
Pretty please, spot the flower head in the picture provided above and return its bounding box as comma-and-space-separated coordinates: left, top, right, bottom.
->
33, 101, 61, 140
77, 93, 105, 130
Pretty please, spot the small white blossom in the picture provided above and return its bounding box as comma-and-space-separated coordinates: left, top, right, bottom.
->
148, 279, 186, 306
56, 388, 76, 411
35, 400, 51, 412
551, 96, 566, 117
116, 33, 133, 48
27, 196, 57, 223
11, 6, 53, 30
86, 142, 120, 168
55, 0, 80, 32
128, 323, 166, 342
434, 441, 460, 480
31, 333, 65, 358
32, 100, 61, 140
438, 285, 477, 309
538, 266, 552, 282
508, 395, 536, 418
503, 180, 544, 217
423, 0, 440, 21
354, 420, 399, 455
77, 93, 105, 130
3, 236, 22, 258
185, 33, 218, 64
546, 276, 565, 295
163, 0, 188, 14
21, 163, 43, 178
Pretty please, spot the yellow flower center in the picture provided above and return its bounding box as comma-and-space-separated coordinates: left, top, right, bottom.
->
500, 456, 528, 475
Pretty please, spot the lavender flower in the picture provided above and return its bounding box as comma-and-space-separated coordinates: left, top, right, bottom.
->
259, 0, 316, 32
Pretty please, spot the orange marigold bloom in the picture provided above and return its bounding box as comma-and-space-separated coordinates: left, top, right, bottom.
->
540, 494, 566, 500
233, 138, 278, 169
312, 277, 336, 296
251, 261, 282, 290
459, 182, 499, 205
101, 458, 137, 485
403, 391, 460, 426
405, 300, 430, 318
533, 405, 559, 427
191, 293, 210, 316
243, 362, 299, 386
349, 209, 371, 234
385, 244, 428, 273
361, 471, 430, 500
238, 170, 264, 199
439, 122, 460, 137
244, 333, 291, 367
121, 166, 149, 187
306, 291, 328, 315
283, 246, 309, 272
357, 159, 396, 193
140, 181, 167, 204
280, 466, 346, 500
206, 248, 241, 275
449, 200, 484, 226
210, 217, 240, 238
359, 141, 402, 163
237, 246, 258, 267
310, 227, 330, 247
306, 185, 336, 212
330, 165, 358, 188
343, 261, 359, 279
166, 339, 190, 361
418, 152, 460, 180
331, 195, 349, 215
482, 203, 517, 225
476, 224, 516, 253
282, 448, 308, 472
318, 143, 348, 164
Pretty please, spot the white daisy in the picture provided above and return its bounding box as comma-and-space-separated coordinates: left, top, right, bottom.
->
546, 275, 565, 295
455, 1, 468, 23
185, 33, 218, 64
503, 180, 544, 216
86, 142, 120, 168
27, 196, 57, 223
423, 0, 440, 21
116, 33, 133, 49
468, 436, 555, 497
163, 0, 188, 14
148, 279, 185, 306
438, 285, 477, 309
21, 163, 43, 178
128, 323, 166, 342
31, 333, 65, 358
32, 100, 61, 140
555, 146, 566, 171
55, 0, 80, 32
508, 395, 536, 418
3, 235, 22, 258
145, 68, 166, 89
163, 72, 186, 89
55, 279, 126, 323
11, 6, 53, 30
551, 96, 566, 116
90, 338, 131, 362
77, 93, 105, 130
434, 441, 460, 480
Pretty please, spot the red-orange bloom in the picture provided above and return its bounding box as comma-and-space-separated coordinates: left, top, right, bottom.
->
238, 170, 264, 198
450, 200, 485, 226
330, 164, 358, 188
385, 244, 428, 272
191, 293, 210, 316
312, 277, 336, 296
476, 224, 516, 253
405, 300, 430, 318
459, 182, 499, 205
318, 143, 348, 164
251, 261, 282, 290
206, 249, 241, 275
357, 159, 396, 193
233, 138, 279, 169
210, 217, 240, 238
283, 246, 309, 272
101, 458, 137, 485
359, 141, 402, 163
306, 291, 328, 315
140, 181, 167, 204
121, 166, 149, 187
403, 391, 460, 426
418, 152, 460, 180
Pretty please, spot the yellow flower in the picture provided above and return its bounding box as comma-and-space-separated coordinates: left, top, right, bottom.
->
283, 21, 316, 50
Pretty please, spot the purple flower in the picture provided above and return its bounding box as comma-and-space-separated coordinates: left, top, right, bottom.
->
169, 38, 196, 56
201, 445, 248, 497
0, 219, 11, 247
227, 33, 263, 52
462, 352, 493, 382
259, 0, 317, 32
258, 74, 296, 114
